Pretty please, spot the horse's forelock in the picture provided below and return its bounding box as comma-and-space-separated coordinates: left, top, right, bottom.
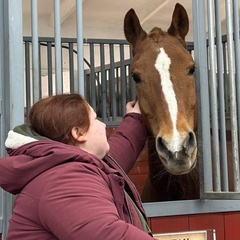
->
148, 27, 167, 43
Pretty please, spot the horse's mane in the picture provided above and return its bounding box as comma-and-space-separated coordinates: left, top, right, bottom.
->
148, 27, 167, 43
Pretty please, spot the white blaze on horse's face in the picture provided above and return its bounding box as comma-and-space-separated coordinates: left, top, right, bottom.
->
155, 47, 181, 152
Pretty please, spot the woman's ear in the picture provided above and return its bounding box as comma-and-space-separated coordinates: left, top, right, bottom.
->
71, 126, 86, 143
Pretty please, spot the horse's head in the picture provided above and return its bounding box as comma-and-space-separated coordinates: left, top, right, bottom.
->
124, 3, 197, 175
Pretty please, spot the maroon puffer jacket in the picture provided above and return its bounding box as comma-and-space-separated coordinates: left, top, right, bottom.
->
0, 113, 154, 240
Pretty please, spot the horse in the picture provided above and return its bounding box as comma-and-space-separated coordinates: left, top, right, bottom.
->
124, 3, 199, 202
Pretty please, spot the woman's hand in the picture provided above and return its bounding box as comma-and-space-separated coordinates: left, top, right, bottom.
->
126, 101, 141, 114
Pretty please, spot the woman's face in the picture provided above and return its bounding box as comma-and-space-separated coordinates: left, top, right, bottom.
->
81, 107, 110, 159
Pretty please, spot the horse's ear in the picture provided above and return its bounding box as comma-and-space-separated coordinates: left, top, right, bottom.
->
124, 9, 147, 47
167, 3, 189, 42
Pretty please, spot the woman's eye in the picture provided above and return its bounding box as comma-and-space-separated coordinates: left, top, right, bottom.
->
132, 73, 142, 83
188, 66, 195, 75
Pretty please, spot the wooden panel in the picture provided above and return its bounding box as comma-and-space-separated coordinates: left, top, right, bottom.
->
224, 212, 240, 240
150, 215, 189, 234
128, 173, 148, 195
107, 127, 149, 196
189, 213, 225, 240
149, 212, 240, 239
129, 161, 149, 175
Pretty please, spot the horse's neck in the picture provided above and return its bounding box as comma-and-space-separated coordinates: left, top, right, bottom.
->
146, 137, 200, 201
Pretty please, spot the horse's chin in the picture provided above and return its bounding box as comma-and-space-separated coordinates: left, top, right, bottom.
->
160, 157, 197, 175
157, 145, 198, 175
165, 165, 194, 175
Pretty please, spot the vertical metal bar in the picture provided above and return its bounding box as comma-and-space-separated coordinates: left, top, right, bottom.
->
223, 42, 229, 113
233, 0, 240, 175
25, 41, 31, 116
109, 44, 117, 122
38, 43, 42, 98
129, 45, 135, 100
207, 0, 221, 191
116, 67, 120, 115
89, 43, 96, 110
85, 74, 90, 102
54, 0, 62, 94
31, 0, 40, 103
47, 42, 53, 95
120, 44, 126, 116
76, 0, 84, 96
97, 72, 101, 113
106, 69, 110, 119
225, 0, 240, 191
69, 42, 74, 92
100, 44, 107, 121
2, 1, 24, 239
215, 0, 228, 191
192, 0, 213, 195
7, 1, 24, 128
0, 0, 4, 157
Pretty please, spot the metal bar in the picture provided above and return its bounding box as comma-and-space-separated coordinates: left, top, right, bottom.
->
23, 36, 130, 45
76, 0, 84, 95
0, 0, 6, 157
31, 0, 40, 103
109, 44, 117, 122
100, 43, 107, 121
207, 0, 221, 191
233, 0, 240, 186
69, 42, 74, 92
96, 72, 101, 114
25, 41, 31, 116
7, 1, 24, 128
192, 0, 213, 195
106, 69, 110, 118
84, 38, 128, 45
54, 0, 62, 94
89, 43, 96, 110
2, 1, 24, 239
47, 42, 53, 95
116, 67, 120, 116
225, 0, 240, 191
129, 45, 135, 100
223, 42, 229, 114
38, 43, 42, 98
214, 0, 228, 191
120, 44, 126, 116
84, 74, 90, 102
143, 199, 240, 218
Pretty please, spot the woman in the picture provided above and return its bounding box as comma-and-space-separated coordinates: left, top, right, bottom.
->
0, 93, 154, 239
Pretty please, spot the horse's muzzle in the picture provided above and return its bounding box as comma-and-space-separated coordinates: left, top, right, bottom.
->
155, 131, 197, 175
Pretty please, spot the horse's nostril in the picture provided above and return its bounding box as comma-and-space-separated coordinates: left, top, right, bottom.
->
184, 131, 196, 154
156, 137, 169, 160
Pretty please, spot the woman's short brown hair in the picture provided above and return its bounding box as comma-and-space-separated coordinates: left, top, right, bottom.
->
29, 93, 90, 145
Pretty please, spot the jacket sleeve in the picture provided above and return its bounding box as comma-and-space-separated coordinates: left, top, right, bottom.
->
107, 113, 148, 173
39, 163, 153, 240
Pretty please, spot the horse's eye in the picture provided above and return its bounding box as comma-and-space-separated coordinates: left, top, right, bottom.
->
132, 73, 142, 83
188, 66, 195, 75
